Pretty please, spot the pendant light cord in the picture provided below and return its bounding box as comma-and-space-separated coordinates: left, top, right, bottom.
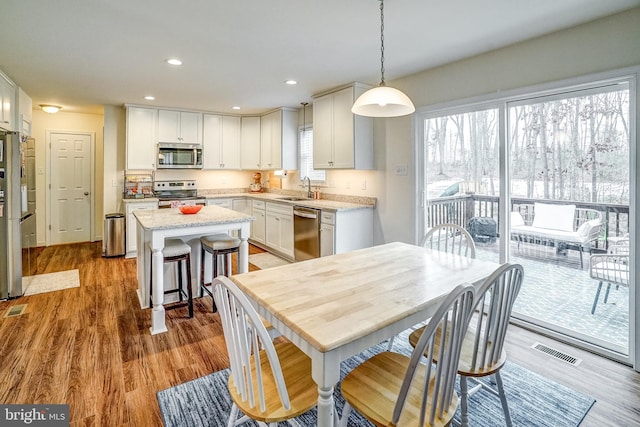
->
379, 0, 386, 87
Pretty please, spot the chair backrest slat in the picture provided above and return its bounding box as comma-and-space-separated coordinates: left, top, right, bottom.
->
213, 276, 292, 413
469, 264, 524, 372
421, 223, 477, 259
392, 284, 476, 426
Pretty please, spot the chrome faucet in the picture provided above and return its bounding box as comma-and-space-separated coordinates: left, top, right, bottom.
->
302, 176, 312, 199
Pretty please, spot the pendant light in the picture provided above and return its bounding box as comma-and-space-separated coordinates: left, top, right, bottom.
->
352, 0, 415, 117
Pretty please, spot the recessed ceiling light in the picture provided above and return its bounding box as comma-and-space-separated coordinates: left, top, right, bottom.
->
40, 104, 61, 114
284, 80, 297, 85
232, 106, 241, 110
165, 58, 183, 66
144, 96, 155, 101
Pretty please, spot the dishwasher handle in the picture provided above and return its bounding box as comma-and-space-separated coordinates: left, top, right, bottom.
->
293, 208, 319, 219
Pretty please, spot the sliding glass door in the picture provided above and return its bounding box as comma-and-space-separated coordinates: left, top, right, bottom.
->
507, 84, 631, 358
416, 74, 635, 363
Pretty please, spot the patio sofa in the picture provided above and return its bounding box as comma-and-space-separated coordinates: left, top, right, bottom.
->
511, 202, 603, 268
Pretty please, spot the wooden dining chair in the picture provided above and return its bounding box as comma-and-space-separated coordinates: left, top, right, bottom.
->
421, 223, 477, 259
212, 276, 318, 427
408, 263, 524, 427
387, 223, 476, 351
339, 284, 476, 427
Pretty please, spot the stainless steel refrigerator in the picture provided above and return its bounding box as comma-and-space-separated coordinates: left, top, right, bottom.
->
0, 131, 36, 300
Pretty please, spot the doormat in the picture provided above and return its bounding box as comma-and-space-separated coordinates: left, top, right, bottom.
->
4, 304, 27, 318
22, 269, 80, 296
248, 253, 291, 270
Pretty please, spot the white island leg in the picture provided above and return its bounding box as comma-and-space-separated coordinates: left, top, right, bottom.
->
237, 223, 250, 274
150, 246, 167, 334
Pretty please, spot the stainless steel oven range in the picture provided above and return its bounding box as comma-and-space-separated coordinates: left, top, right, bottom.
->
154, 180, 206, 209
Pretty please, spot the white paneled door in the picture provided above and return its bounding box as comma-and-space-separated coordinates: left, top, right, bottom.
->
50, 132, 92, 244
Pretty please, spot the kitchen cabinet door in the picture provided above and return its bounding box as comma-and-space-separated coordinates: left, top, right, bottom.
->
265, 205, 294, 257
202, 114, 223, 169
126, 106, 157, 170
220, 115, 241, 169
312, 95, 333, 168
251, 201, 266, 243
320, 223, 335, 257
18, 87, 32, 136
259, 108, 297, 171
158, 110, 202, 144
0, 73, 15, 131
240, 116, 261, 170
312, 84, 373, 169
260, 110, 282, 170
125, 201, 158, 257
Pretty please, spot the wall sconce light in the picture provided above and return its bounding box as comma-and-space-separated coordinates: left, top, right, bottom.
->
40, 105, 62, 114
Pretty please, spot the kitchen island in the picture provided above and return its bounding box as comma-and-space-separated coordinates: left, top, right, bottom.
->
134, 205, 253, 334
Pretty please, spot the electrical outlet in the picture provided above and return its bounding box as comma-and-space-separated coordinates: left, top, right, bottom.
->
361, 180, 367, 190
346, 180, 351, 189
112, 179, 118, 187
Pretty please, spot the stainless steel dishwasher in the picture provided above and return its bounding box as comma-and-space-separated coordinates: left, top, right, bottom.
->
293, 206, 321, 261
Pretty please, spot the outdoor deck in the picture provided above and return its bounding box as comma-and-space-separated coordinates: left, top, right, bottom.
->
475, 238, 628, 354
426, 194, 630, 355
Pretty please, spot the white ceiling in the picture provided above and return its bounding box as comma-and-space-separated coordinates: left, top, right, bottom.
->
1, 0, 638, 115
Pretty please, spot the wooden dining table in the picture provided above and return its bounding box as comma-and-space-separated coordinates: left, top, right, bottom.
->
230, 241, 502, 427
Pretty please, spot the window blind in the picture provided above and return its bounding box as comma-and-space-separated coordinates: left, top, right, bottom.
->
299, 128, 326, 182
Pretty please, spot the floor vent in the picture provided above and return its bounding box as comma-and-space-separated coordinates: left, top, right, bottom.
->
531, 342, 582, 366
4, 304, 27, 318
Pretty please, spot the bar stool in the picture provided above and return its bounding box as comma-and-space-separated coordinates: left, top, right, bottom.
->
149, 238, 194, 318
200, 233, 241, 312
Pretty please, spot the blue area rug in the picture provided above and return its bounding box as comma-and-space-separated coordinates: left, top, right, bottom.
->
158, 333, 595, 427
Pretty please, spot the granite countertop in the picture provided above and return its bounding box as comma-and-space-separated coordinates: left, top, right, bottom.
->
201, 192, 375, 212
122, 191, 375, 212
123, 197, 159, 203
133, 205, 254, 230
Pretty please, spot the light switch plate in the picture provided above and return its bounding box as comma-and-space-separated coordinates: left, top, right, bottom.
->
395, 164, 408, 176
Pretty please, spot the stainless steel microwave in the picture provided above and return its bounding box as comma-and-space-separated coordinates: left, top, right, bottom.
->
157, 143, 202, 169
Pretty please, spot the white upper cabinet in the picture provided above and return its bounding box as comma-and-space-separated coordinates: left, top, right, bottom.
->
158, 109, 202, 144
18, 87, 32, 136
259, 108, 297, 170
313, 83, 373, 169
126, 106, 157, 170
240, 116, 261, 170
203, 114, 241, 169
0, 72, 15, 131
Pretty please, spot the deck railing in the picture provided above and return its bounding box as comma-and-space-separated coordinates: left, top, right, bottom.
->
426, 194, 629, 249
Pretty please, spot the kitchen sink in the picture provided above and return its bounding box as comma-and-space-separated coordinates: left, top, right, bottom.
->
277, 197, 307, 201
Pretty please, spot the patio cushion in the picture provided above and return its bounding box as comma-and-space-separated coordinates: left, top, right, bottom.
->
532, 203, 575, 232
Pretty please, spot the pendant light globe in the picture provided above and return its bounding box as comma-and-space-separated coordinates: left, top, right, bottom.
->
352, 0, 414, 118
351, 85, 415, 117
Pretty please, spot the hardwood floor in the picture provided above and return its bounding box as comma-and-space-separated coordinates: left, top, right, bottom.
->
0, 242, 638, 426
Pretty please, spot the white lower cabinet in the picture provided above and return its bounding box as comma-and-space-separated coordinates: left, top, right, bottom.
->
251, 200, 266, 244
320, 208, 373, 256
265, 202, 293, 258
320, 217, 335, 257
206, 198, 232, 209
125, 201, 158, 258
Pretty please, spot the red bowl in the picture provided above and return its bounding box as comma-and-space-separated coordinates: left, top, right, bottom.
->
178, 205, 203, 215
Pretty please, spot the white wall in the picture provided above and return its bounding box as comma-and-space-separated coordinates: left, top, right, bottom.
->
376, 7, 640, 245
31, 109, 104, 245
99, 9, 640, 247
